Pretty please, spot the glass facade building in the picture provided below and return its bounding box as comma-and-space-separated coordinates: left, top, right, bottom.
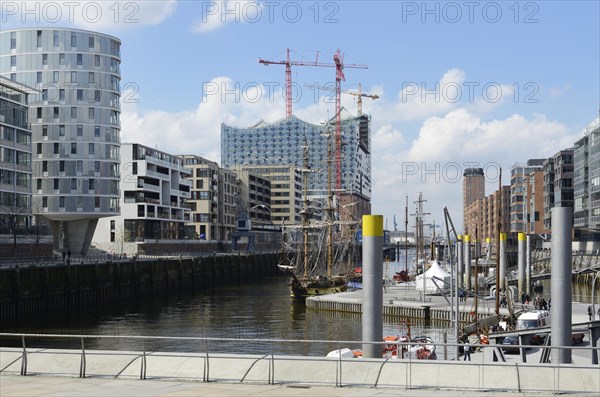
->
0, 28, 121, 254
221, 114, 372, 202
0, 77, 32, 233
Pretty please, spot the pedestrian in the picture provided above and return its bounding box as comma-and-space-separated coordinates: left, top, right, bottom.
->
62, 251, 66, 262
463, 341, 472, 361
521, 293, 526, 305
588, 306, 593, 321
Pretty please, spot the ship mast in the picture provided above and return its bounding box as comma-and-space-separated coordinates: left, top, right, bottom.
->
301, 142, 310, 279
326, 129, 334, 278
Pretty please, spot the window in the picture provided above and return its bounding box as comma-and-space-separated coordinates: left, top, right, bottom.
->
37, 72, 42, 83
42, 196, 48, 208
94, 55, 100, 66
59, 196, 65, 208
95, 161, 100, 173
88, 72, 95, 83
94, 126, 100, 137
71, 32, 77, 47
10, 56, 16, 67
53, 143, 59, 154
70, 178, 77, 190
89, 108, 95, 119
36, 30, 42, 47
53, 179, 59, 190
53, 31, 59, 47
77, 161, 83, 173
42, 54, 48, 66
53, 107, 59, 118
71, 71, 77, 82
59, 89, 65, 101
59, 125, 65, 136
89, 179, 95, 190
37, 108, 42, 118
59, 161, 65, 172
95, 196, 100, 208
88, 143, 94, 155
77, 125, 83, 136
94, 90, 101, 102
77, 54, 82, 65
36, 142, 42, 154
77, 89, 83, 101
59, 53, 65, 65
42, 161, 48, 172
71, 107, 77, 118
53, 71, 59, 82
10, 32, 16, 49
89, 36, 95, 48
36, 179, 42, 190
42, 89, 47, 100
71, 143, 77, 154
10, 73, 16, 81
42, 125, 48, 137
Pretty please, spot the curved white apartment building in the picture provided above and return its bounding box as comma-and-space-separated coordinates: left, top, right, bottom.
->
0, 28, 121, 254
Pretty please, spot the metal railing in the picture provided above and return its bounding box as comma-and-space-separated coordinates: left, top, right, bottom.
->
0, 332, 598, 393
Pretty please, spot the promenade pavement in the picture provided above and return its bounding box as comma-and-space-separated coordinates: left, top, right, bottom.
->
0, 374, 595, 397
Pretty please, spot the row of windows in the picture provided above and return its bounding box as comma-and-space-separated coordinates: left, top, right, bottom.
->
34, 106, 120, 125
10, 30, 119, 57
37, 142, 100, 156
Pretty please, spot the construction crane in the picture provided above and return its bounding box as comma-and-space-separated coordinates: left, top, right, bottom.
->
304, 82, 379, 116
258, 48, 367, 190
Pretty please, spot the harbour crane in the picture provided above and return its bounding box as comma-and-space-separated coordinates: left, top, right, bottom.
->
304, 82, 379, 116
259, 49, 368, 190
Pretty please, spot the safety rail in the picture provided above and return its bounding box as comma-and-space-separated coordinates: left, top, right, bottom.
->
0, 332, 598, 393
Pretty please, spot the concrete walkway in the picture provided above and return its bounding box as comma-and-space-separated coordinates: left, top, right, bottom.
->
0, 374, 596, 397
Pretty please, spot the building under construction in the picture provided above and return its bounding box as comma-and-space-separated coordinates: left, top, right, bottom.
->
220, 112, 372, 220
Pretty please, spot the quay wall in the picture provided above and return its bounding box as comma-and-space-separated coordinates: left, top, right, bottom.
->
306, 298, 497, 327
0, 253, 279, 320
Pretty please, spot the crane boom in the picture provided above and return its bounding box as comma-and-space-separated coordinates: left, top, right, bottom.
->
304, 82, 378, 116
258, 48, 367, 118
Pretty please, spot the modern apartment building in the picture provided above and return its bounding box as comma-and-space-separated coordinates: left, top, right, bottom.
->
464, 185, 510, 243
0, 29, 122, 254
574, 134, 590, 229
524, 169, 546, 234
543, 149, 574, 230
574, 125, 600, 231
221, 113, 372, 218
0, 77, 32, 233
92, 143, 191, 252
509, 159, 545, 233
179, 155, 237, 241
462, 167, 485, 234
231, 164, 302, 225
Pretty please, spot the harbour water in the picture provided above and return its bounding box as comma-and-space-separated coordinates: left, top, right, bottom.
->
1, 250, 595, 357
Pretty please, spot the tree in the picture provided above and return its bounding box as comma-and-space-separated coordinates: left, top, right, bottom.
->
0, 195, 30, 251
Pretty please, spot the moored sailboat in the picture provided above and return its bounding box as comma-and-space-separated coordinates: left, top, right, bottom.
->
278, 135, 356, 300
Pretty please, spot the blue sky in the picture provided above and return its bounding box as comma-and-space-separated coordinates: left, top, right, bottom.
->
2, 0, 599, 231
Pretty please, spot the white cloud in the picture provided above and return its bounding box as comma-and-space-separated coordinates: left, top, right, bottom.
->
121, 76, 285, 162
370, 109, 579, 231
121, 71, 584, 233
192, 0, 259, 33
0, 1, 177, 31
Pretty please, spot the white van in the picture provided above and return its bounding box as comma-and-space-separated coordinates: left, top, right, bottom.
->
517, 310, 551, 330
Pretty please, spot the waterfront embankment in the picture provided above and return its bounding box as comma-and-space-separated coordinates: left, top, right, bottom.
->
0, 253, 279, 321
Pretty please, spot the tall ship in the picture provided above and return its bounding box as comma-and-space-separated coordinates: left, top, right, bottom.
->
278, 135, 359, 300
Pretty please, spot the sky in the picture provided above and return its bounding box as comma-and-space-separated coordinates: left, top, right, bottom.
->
2, 0, 599, 232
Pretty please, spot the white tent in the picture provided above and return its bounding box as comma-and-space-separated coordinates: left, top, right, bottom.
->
415, 261, 451, 294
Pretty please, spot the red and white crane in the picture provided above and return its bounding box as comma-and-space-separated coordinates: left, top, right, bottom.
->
258, 48, 368, 190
